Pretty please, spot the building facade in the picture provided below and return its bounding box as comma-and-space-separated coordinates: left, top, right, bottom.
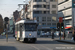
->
0, 14, 3, 34
58, 0, 72, 29
9, 17, 14, 34
13, 10, 20, 23
27, 0, 58, 33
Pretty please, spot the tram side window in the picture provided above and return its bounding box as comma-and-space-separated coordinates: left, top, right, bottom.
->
22, 24, 24, 31
15, 25, 17, 31
18, 24, 20, 31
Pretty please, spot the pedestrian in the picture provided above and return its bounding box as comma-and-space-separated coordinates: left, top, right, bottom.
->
73, 33, 75, 42
52, 31, 54, 39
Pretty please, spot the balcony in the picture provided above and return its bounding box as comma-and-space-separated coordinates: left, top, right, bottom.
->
58, 0, 65, 4
64, 17, 72, 20
33, 8, 49, 11
58, 1, 72, 11
58, 8, 72, 17
33, 2, 46, 5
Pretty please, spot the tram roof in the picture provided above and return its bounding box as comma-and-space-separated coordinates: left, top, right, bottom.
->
15, 20, 37, 25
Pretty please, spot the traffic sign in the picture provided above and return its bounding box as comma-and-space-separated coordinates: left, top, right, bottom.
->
59, 17, 63, 23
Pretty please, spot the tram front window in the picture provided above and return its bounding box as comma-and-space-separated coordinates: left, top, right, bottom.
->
25, 23, 37, 31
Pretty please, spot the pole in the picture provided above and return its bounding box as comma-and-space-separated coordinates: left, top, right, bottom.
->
64, 27, 65, 40
64, 7, 65, 40
6, 24, 8, 42
60, 23, 61, 40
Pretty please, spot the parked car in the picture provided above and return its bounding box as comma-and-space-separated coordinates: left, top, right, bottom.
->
65, 31, 72, 38
40, 31, 49, 37
54, 31, 63, 37
46, 32, 51, 36
1, 32, 5, 35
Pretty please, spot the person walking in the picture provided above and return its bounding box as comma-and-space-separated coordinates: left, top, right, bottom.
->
52, 31, 54, 39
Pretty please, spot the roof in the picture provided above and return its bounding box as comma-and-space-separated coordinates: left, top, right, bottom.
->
15, 20, 37, 25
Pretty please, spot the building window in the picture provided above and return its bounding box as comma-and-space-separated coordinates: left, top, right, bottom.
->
33, 5, 42, 8
50, 0, 53, 2
42, 17, 46, 22
39, 11, 42, 14
47, 23, 51, 26
66, 0, 69, 1
48, 5, 50, 9
33, 0, 37, 2
39, 23, 42, 25
52, 5, 56, 8
52, 10, 56, 14
44, 11, 46, 14
47, 17, 51, 21
42, 23, 46, 26
38, 0, 42, 2
43, 5, 46, 8
52, 23, 56, 26
37, 17, 39, 22
43, 0, 46, 2
48, 11, 50, 14
52, 16, 56, 21
50, 0, 57, 2
33, 0, 42, 2
33, 11, 42, 14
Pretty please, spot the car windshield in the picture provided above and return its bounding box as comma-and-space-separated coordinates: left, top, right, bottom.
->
25, 23, 37, 31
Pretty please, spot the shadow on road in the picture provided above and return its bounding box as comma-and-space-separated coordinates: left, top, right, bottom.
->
24, 40, 68, 44
35, 40, 67, 44
0, 46, 17, 50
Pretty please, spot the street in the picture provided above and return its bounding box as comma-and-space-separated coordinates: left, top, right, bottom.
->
0, 0, 75, 50
0, 35, 75, 50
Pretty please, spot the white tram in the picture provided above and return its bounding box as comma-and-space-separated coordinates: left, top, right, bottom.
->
15, 20, 38, 43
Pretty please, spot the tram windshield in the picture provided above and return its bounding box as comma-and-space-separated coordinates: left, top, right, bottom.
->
25, 23, 37, 31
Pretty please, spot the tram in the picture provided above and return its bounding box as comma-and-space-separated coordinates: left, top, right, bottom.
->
15, 20, 38, 43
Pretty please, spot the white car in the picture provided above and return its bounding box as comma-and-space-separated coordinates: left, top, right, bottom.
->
54, 31, 63, 37
40, 31, 49, 37
1, 32, 5, 35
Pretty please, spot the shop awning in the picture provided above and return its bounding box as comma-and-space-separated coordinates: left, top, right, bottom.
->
65, 26, 72, 29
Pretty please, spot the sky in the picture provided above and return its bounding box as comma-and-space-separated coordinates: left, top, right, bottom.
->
0, 0, 29, 19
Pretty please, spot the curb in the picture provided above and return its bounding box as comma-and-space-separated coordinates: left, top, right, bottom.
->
55, 40, 75, 44
0, 35, 6, 39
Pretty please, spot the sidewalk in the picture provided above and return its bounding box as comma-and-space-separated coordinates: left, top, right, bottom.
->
0, 35, 5, 39
54, 37, 75, 44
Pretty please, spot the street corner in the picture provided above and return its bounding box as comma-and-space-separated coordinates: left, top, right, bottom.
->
55, 40, 75, 44
54, 46, 75, 50
0, 46, 17, 50
0, 35, 5, 39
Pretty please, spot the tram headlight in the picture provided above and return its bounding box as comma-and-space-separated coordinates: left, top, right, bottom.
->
29, 34, 31, 36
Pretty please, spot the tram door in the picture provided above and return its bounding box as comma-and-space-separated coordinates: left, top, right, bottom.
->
20, 24, 22, 38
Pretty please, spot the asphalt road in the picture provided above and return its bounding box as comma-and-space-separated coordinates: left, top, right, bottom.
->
0, 35, 75, 50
